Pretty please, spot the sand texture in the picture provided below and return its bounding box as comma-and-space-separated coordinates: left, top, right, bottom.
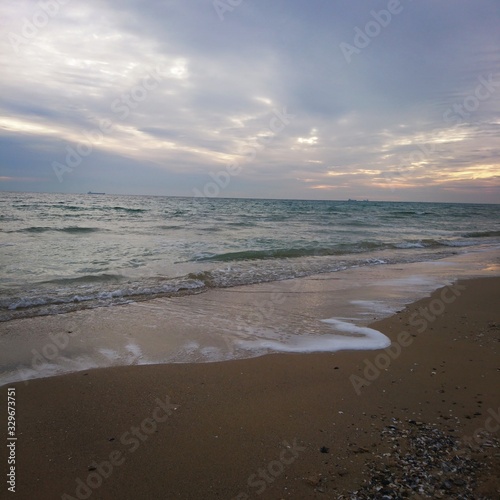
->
1, 277, 499, 499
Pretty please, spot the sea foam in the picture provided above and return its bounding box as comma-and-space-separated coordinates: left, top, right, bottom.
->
235, 318, 390, 354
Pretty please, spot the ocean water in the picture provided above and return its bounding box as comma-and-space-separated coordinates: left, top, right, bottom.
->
1, 191, 500, 322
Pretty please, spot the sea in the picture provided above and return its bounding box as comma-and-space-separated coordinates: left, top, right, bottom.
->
1, 191, 500, 323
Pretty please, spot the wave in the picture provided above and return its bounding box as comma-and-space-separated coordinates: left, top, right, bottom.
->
0, 242, 479, 322
463, 230, 500, 238
383, 210, 435, 218
52, 205, 147, 213
41, 274, 124, 285
227, 221, 258, 227
2, 277, 206, 318
157, 224, 185, 230
60, 226, 101, 234
19, 226, 52, 233
193, 237, 481, 263
54, 205, 88, 211
395, 241, 426, 249
392, 210, 419, 216
1, 252, 396, 320
395, 238, 445, 249
440, 240, 476, 247
395, 238, 477, 249
335, 219, 374, 227
170, 209, 188, 217
192, 243, 387, 262
40, 204, 148, 214
17, 226, 101, 234
110, 206, 148, 213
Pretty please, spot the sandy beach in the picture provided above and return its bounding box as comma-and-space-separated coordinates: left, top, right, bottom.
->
1, 276, 499, 499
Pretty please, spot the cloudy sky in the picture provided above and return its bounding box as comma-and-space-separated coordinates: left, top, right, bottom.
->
1, 0, 499, 202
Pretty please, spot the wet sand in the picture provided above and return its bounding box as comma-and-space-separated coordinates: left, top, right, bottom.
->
1, 277, 499, 499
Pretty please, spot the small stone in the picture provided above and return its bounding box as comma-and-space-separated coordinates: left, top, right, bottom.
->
441, 480, 453, 490
353, 447, 369, 454
305, 474, 322, 487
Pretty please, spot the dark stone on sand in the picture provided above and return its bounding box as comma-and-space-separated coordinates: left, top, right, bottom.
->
442, 480, 453, 490
320, 446, 329, 453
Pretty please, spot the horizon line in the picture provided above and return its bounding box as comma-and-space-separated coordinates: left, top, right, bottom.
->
1, 189, 499, 205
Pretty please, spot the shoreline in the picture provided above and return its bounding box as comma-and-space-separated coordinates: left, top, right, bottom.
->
1, 247, 499, 387
1, 277, 499, 498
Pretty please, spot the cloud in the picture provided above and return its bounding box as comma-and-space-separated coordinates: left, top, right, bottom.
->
1, 0, 499, 202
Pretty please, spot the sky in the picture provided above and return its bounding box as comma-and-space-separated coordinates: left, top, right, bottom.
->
1, 0, 499, 203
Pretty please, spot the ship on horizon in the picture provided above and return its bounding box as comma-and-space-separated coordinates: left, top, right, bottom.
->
87, 191, 106, 195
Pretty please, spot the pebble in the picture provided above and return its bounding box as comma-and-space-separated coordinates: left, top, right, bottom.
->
342, 417, 499, 500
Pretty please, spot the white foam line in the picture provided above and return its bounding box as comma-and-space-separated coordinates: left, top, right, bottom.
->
0, 357, 101, 386
236, 318, 390, 354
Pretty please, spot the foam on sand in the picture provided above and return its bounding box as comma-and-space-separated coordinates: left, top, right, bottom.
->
235, 318, 390, 354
